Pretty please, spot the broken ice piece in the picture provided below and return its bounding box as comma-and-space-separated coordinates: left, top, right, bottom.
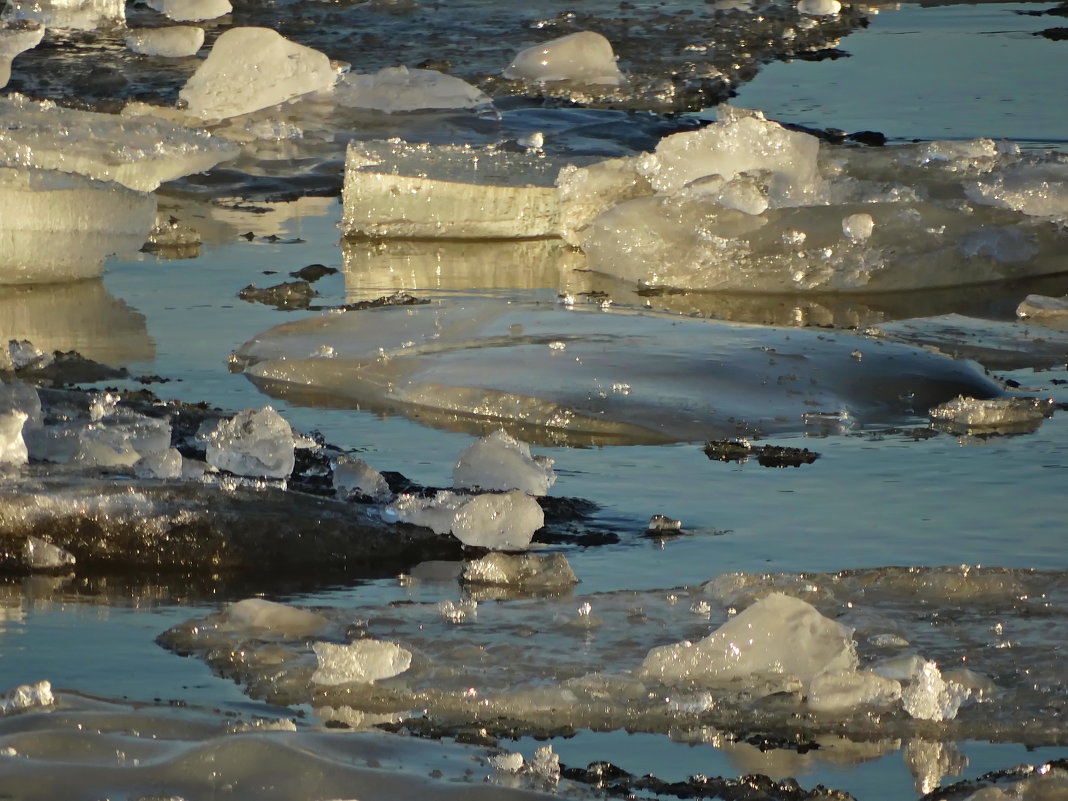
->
311, 640, 412, 685
341, 140, 566, 239
461, 551, 579, 591
1017, 293, 1068, 319
437, 599, 477, 623
806, 669, 902, 713
527, 744, 561, 785
452, 429, 556, 496
335, 66, 492, 113
333, 455, 391, 502
503, 31, 623, 87
929, 395, 1055, 435
222, 598, 329, 638
205, 406, 296, 479
1, 0, 123, 30
147, 0, 231, 22
126, 26, 205, 58
489, 751, 525, 774
646, 513, 682, 532
451, 490, 544, 550
22, 536, 75, 570
0, 94, 237, 192
179, 27, 338, 122
0, 680, 54, 713
901, 661, 970, 722
0, 410, 27, 466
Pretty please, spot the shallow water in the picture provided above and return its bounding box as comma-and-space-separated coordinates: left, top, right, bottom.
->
2, 2, 1068, 800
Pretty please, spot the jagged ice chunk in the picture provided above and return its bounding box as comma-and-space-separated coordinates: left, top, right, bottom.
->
205, 406, 296, 479
453, 430, 556, 495
902, 661, 970, 721
504, 31, 623, 86
311, 640, 412, 685
0, 680, 54, 713
333, 455, 391, 502
179, 27, 338, 122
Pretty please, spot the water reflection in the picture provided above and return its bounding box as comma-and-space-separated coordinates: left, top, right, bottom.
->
0, 279, 153, 366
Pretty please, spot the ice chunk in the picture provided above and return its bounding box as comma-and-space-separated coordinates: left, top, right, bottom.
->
453, 430, 556, 495
125, 26, 205, 58
638, 107, 821, 203
1, 0, 123, 30
461, 551, 578, 591
869, 653, 928, 681
451, 490, 543, 550
929, 395, 1055, 435
146, 0, 231, 22
333, 455, 391, 502
0, 409, 27, 466
0, 167, 157, 284
0, 94, 238, 191
342, 140, 564, 239
489, 751, 525, 774
797, 0, 841, 15
639, 593, 857, 687
0, 680, 54, 713
179, 27, 338, 122
966, 159, 1068, 219
842, 212, 874, 242
0, 20, 43, 89
556, 156, 652, 244
133, 447, 183, 480
503, 31, 623, 86
335, 66, 492, 113
222, 598, 329, 638
901, 660, 969, 721
205, 406, 296, 479
528, 744, 561, 786
806, 669, 901, 712
1017, 293, 1068, 319
311, 640, 412, 685
22, 536, 75, 570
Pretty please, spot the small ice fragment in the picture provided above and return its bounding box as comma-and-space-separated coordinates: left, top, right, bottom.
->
333, 455, 391, 502
639, 593, 857, 687
146, 0, 230, 22
451, 490, 544, 550
489, 751, 525, 774
806, 669, 902, 712
901, 661, 969, 721
134, 448, 184, 480
205, 406, 296, 479
22, 536, 75, 570
797, 0, 841, 15
311, 640, 412, 685
528, 744, 561, 785
929, 395, 1055, 435
842, 213, 875, 242
126, 26, 205, 58
518, 132, 544, 150
179, 27, 338, 121
335, 66, 492, 113
462, 551, 578, 590
1017, 293, 1068, 319
0, 410, 27, 466
647, 514, 682, 532
438, 599, 477, 623
503, 31, 623, 86
453, 430, 556, 496
0, 680, 54, 713
223, 598, 329, 638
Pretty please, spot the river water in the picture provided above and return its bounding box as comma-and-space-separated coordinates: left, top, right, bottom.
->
1, 2, 1067, 800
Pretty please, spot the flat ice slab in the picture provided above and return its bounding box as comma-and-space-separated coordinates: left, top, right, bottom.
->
0, 94, 238, 191
0, 166, 156, 284
234, 297, 1002, 445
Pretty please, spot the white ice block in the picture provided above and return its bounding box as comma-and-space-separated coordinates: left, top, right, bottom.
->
453, 430, 556, 496
0, 167, 157, 284
503, 31, 623, 86
205, 406, 296, 480
0, 94, 238, 191
311, 640, 412, 685
179, 27, 338, 122
126, 26, 205, 58
147, 0, 231, 22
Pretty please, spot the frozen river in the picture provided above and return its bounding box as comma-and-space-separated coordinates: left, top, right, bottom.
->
1, 1, 1068, 799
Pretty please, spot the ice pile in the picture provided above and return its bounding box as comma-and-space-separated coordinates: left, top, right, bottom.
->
204, 406, 296, 480
0, 680, 53, 713
1, 0, 123, 30
125, 26, 205, 58
147, 0, 231, 22
385, 489, 543, 550
335, 66, 492, 113
453, 430, 556, 495
0, 21, 43, 89
638, 593, 858, 689
503, 31, 623, 86
0, 167, 156, 283
311, 639, 412, 685
0, 94, 238, 191
179, 27, 340, 122
929, 395, 1055, 435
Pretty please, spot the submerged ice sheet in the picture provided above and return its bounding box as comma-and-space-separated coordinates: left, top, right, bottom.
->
159, 566, 1068, 744
233, 297, 1002, 445
335, 67, 491, 114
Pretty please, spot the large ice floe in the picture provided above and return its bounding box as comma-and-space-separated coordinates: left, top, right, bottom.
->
340, 105, 1068, 294
159, 565, 1068, 746
232, 296, 1002, 445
